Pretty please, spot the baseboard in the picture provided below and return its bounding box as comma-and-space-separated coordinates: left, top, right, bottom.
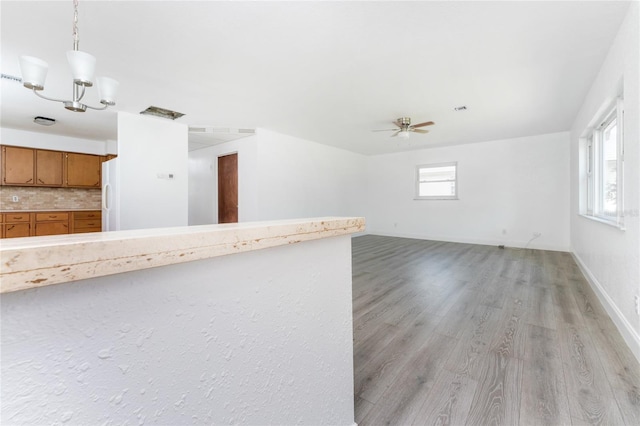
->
572, 251, 640, 365
366, 230, 570, 252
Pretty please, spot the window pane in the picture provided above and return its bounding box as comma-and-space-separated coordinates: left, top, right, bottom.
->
419, 181, 456, 197
419, 165, 455, 182
602, 118, 617, 216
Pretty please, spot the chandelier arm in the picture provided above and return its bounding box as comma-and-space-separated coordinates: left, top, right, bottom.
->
74, 85, 86, 102
84, 103, 108, 111
32, 88, 70, 104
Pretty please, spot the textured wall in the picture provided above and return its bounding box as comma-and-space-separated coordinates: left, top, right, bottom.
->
0, 186, 101, 211
1, 236, 355, 425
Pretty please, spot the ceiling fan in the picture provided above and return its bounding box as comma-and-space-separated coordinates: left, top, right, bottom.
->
372, 117, 435, 138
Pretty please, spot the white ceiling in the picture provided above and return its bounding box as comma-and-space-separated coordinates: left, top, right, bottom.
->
0, 1, 630, 155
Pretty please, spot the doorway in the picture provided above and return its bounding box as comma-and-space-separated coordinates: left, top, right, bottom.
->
218, 153, 238, 223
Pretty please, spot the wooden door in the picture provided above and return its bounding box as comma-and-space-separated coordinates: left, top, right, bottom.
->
218, 153, 238, 223
2, 146, 35, 185
36, 149, 64, 186
66, 153, 101, 187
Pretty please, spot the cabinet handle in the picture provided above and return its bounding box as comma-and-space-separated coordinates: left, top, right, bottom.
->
13, 216, 22, 220
7, 225, 14, 231
38, 178, 44, 184
25, 178, 33, 183
49, 215, 57, 218
87, 214, 95, 217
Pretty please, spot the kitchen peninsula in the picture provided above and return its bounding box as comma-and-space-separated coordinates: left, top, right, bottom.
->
1, 217, 364, 425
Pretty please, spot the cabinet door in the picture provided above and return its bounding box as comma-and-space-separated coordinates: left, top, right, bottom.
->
35, 222, 69, 236
36, 150, 64, 186
2, 146, 35, 186
66, 153, 101, 187
4, 223, 31, 238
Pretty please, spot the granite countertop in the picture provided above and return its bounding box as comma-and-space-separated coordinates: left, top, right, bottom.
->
0, 217, 366, 294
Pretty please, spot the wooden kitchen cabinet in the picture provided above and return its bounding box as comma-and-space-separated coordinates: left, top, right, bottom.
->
1, 145, 104, 189
2, 212, 32, 238
71, 210, 102, 233
34, 212, 69, 236
0, 210, 102, 238
2, 146, 35, 186
66, 153, 102, 188
36, 149, 64, 186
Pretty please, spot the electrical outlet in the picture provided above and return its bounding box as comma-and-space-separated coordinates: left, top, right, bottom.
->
635, 295, 640, 316
11, 195, 19, 202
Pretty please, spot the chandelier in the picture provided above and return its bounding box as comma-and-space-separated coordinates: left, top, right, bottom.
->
19, 0, 118, 112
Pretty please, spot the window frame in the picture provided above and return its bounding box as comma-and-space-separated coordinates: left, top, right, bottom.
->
415, 161, 458, 200
582, 98, 624, 229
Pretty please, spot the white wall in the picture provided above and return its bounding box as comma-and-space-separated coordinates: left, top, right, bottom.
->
117, 112, 188, 230
188, 129, 367, 225
570, 3, 640, 361
366, 132, 571, 251
1, 236, 355, 426
254, 129, 367, 221
0, 127, 108, 155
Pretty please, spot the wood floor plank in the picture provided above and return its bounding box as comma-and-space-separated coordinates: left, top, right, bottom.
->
583, 316, 640, 425
444, 304, 501, 380
521, 324, 572, 425
527, 286, 557, 330
558, 323, 625, 424
360, 332, 458, 425
355, 312, 441, 403
412, 370, 478, 426
351, 235, 640, 426
465, 352, 523, 426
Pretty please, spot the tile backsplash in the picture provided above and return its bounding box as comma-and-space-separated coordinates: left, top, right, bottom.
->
0, 186, 101, 210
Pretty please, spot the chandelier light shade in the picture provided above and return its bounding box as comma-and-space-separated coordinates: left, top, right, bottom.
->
18, 0, 118, 112
96, 77, 119, 106
398, 131, 410, 139
66, 50, 96, 87
19, 56, 48, 90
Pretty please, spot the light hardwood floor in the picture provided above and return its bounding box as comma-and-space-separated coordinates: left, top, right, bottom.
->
352, 235, 640, 426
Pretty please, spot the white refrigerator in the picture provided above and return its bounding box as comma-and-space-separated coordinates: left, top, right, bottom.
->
101, 158, 120, 232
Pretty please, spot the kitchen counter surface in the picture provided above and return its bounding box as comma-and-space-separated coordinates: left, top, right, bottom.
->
1, 208, 100, 213
0, 217, 365, 294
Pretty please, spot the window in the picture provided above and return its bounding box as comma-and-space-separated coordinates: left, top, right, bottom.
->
583, 98, 624, 227
416, 162, 457, 200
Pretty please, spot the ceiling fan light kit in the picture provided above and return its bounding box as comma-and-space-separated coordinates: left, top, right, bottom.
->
372, 117, 435, 138
18, 0, 118, 113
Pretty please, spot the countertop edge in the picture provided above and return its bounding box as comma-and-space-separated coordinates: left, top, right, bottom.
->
0, 217, 365, 293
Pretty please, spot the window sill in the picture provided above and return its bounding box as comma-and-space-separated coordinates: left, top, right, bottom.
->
578, 214, 625, 231
414, 197, 459, 201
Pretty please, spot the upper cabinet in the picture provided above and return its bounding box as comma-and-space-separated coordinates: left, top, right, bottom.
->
1, 145, 103, 189
2, 146, 35, 185
36, 149, 64, 186
66, 153, 101, 188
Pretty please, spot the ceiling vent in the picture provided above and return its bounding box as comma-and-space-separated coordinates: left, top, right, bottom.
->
140, 106, 185, 120
34, 116, 56, 126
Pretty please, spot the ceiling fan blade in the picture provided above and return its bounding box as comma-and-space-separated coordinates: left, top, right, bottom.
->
390, 130, 401, 137
371, 129, 398, 132
412, 129, 429, 134
411, 121, 435, 128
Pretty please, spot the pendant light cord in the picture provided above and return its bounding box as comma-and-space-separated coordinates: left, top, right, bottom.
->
72, 0, 79, 51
